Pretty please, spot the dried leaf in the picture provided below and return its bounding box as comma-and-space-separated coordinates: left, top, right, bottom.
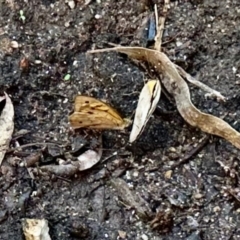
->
130, 79, 161, 142
89, 47, 240, 149
0, 93, 14, 165
22, 218, 51, 240
78, 149, 102, 171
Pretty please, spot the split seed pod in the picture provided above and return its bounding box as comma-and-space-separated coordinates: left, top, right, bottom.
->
130, 80, 161, 143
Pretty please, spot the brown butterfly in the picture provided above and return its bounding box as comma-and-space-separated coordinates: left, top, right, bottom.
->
69, 96, 131, 130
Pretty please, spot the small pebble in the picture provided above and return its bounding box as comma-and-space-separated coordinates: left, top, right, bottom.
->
232, 66, 237, 74
176, 41, 182, 47
11, 41, 19, 48
34, 60, 42, 64
68, 0, 75, 9
168, 147, 177, 152
95, 14, 102, 19
194, 193, 203, 199
213, 206, 221, 212
141, 234, 148, 240
65, 22, 70, 27
133, 171, 139, 177
118, 230, 126, 239
164, 170, 173, 179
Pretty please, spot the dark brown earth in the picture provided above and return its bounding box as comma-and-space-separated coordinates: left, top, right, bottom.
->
1, 0, 240, 239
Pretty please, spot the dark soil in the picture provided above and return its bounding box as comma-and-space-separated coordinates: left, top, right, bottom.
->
1, 0, 240, 239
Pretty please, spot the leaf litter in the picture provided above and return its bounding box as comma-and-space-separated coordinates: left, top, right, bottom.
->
39, 0, 240, 177
38, 132, 103, 176
87, 0, 240, 153
88, 46, 240, 150
0, 92, 14, 165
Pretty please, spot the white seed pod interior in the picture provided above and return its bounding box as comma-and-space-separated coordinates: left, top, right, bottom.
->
129, 80, 161, 143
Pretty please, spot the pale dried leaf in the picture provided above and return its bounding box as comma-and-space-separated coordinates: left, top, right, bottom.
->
22, 218, 51, 240
0, 92, 14, 165
78, 149, 102, 171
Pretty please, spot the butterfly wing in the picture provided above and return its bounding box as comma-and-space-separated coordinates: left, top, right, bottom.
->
129, 80, 161, 143
74, 96, 124, 121
69, 96, 130, 130
69, 110, 127, 130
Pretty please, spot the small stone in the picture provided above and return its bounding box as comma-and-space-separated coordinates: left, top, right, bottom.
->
34, 60, 42, 64
176, 41, 182, 47
194, 193, 203, 199
10, 41, 19, 48
95, 14, 102, 19
164, 170, 173, 179
22, 219, 51, 240
213, 206, 221, 212
19, 57, 29, 71
65, 21, 70, 27
85, 0, 91, 5
68, 0, 75, 9
141, 234, 148, 240
118, 230, 126, 239
133, 171, 139, 177
232, 66, 237, 74
168, 147, 177, 152
73, 60, 78, 66
203, 216, 210, 223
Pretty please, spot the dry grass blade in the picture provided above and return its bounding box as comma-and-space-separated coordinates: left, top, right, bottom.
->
88, 46, 240, 149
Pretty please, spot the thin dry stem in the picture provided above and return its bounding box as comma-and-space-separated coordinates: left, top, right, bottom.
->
175, 64, 226, 101
154, 0, 170, 51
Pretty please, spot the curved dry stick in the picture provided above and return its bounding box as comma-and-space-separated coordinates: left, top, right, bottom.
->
88, 47, 240, 149
175, 64, 226, 101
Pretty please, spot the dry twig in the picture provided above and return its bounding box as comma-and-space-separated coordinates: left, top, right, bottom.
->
175, 64, 226, 101
154, 0, 170, 51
